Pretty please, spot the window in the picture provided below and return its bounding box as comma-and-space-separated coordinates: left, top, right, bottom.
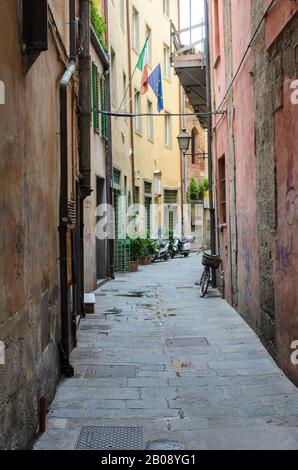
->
113, 168, 121, 187
163, 0, 170, 17
23, 0, 48, 69
164, 113, 172, 148
144, 182, 152, 237
163, 44, 170, 80
100, 76, 108, 139
191, 128, 198, 164
214, 0, 220, 62
218, 155, 226, 224
147, 100, 154, 141
134, 90, 142, 134
146, 25, 152, 66
164, 190, 177, 204
92, 62, 99, 133
164, 190, 178, 236
120, 0, 125, 32
132, 7, 139, 51
111, 48, 117, 108
135, 186, 140, 204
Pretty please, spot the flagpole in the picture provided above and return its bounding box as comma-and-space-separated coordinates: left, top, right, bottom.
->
120, 89, 138, 113
117, 32, 151, 112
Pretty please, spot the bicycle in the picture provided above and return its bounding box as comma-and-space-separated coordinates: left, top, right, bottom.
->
199, 253, 221, 298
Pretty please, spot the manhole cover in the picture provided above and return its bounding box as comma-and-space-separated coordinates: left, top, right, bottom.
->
77, 426, 144, 450
104, 308, 123, 315
85, 364, 137, 378
71, 350, 101, 360
166, 337, 209, 348
147, 441, 186, 450
80, 325, 111, 331
176, 286, 194, 289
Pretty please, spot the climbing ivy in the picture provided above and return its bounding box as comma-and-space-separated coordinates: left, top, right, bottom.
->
91, 0, 107, 49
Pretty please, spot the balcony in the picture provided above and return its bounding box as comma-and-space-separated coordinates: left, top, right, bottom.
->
170, 21, 208, 129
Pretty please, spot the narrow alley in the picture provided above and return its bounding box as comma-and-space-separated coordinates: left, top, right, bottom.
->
1, 0, 298, 455
35, 255, 298, 450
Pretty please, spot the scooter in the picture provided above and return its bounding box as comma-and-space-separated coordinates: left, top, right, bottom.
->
170, 237, 192, 258
151, 239, 170, 262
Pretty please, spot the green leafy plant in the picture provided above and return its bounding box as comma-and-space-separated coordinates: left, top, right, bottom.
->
169, 232, 175, 252
187, 178, 201, 202
144, 238, 159, 257
203, 178, 209, 192
130, 237, 146, 261
91, 0, 107, 49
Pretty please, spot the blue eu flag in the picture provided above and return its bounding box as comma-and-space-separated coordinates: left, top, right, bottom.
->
148, 64, 164, 113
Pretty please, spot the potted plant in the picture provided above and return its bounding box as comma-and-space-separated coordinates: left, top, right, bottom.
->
129, 237, 145, 271
145, 239, 159, 263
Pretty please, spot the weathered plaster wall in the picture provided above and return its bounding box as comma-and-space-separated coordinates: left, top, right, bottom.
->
0, 1, 78, 448
84, 43, 107, 292
231, 0, 260, 330
274, 79, 298, 384
211, 0, 298, 385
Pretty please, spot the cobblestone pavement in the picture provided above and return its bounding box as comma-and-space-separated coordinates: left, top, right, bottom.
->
35, 254, 298, 450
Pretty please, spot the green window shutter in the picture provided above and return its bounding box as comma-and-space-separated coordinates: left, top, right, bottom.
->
92, 62, 99, 133
101, 76, 108, 139
113, 168, 121, 186
144, 181, 152, 195
164, 190, 177, 204
145, 197, 152, 237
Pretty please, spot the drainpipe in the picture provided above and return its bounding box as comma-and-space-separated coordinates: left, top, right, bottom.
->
58, 0, 77, 377
126, 0, 136, 203
59, 64, 76, 377
79, 0, 92, 315
204, 0, 217, 287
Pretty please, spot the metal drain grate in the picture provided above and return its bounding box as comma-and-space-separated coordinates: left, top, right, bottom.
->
71, 350, 101, 360
80, 325, 111, 331
85, 364, 137, 378
166, 337, 209, 348
76, 426, 144, 450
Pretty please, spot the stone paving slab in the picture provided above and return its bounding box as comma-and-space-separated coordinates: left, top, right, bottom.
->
35, 254, 298, 450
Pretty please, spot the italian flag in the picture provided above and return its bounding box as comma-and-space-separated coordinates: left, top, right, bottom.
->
137, 39, 149, 95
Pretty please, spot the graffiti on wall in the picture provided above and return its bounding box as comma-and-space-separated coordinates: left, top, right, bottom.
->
275, 155, 297, 274
275, 236, 293, 273
285, 155, 298, 226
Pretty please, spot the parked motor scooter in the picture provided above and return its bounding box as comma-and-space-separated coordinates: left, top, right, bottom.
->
152, 239, 170, 262
170, 237, 192, 258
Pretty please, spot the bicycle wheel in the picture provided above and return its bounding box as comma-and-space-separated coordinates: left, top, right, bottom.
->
200, 268, 210, 298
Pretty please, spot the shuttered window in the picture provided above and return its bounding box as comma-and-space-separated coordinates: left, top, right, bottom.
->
144, 181, 152, 195
92, 62, 99, 134
101, 76, 108, 139
113, 168, 121, 187
145, 197, 152, 237
164, 190, 178, 204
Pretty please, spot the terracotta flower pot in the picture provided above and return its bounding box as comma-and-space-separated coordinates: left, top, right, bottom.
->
129, 260, 138, 272
139, 256, 149, 266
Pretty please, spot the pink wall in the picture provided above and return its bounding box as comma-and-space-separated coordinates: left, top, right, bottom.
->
265, 0, 298, 48
273, 78, 298, 384
231, 0, 259, 329
210, 0, 226, 110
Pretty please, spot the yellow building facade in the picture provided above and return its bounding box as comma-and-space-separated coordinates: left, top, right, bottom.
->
107, 0, 182, 240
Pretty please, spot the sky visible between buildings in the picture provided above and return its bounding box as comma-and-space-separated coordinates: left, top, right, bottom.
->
180, 0, 205, 52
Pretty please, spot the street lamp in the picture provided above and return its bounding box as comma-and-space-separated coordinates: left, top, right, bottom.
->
177, 128, 191, 155
177, 129, 191, 238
